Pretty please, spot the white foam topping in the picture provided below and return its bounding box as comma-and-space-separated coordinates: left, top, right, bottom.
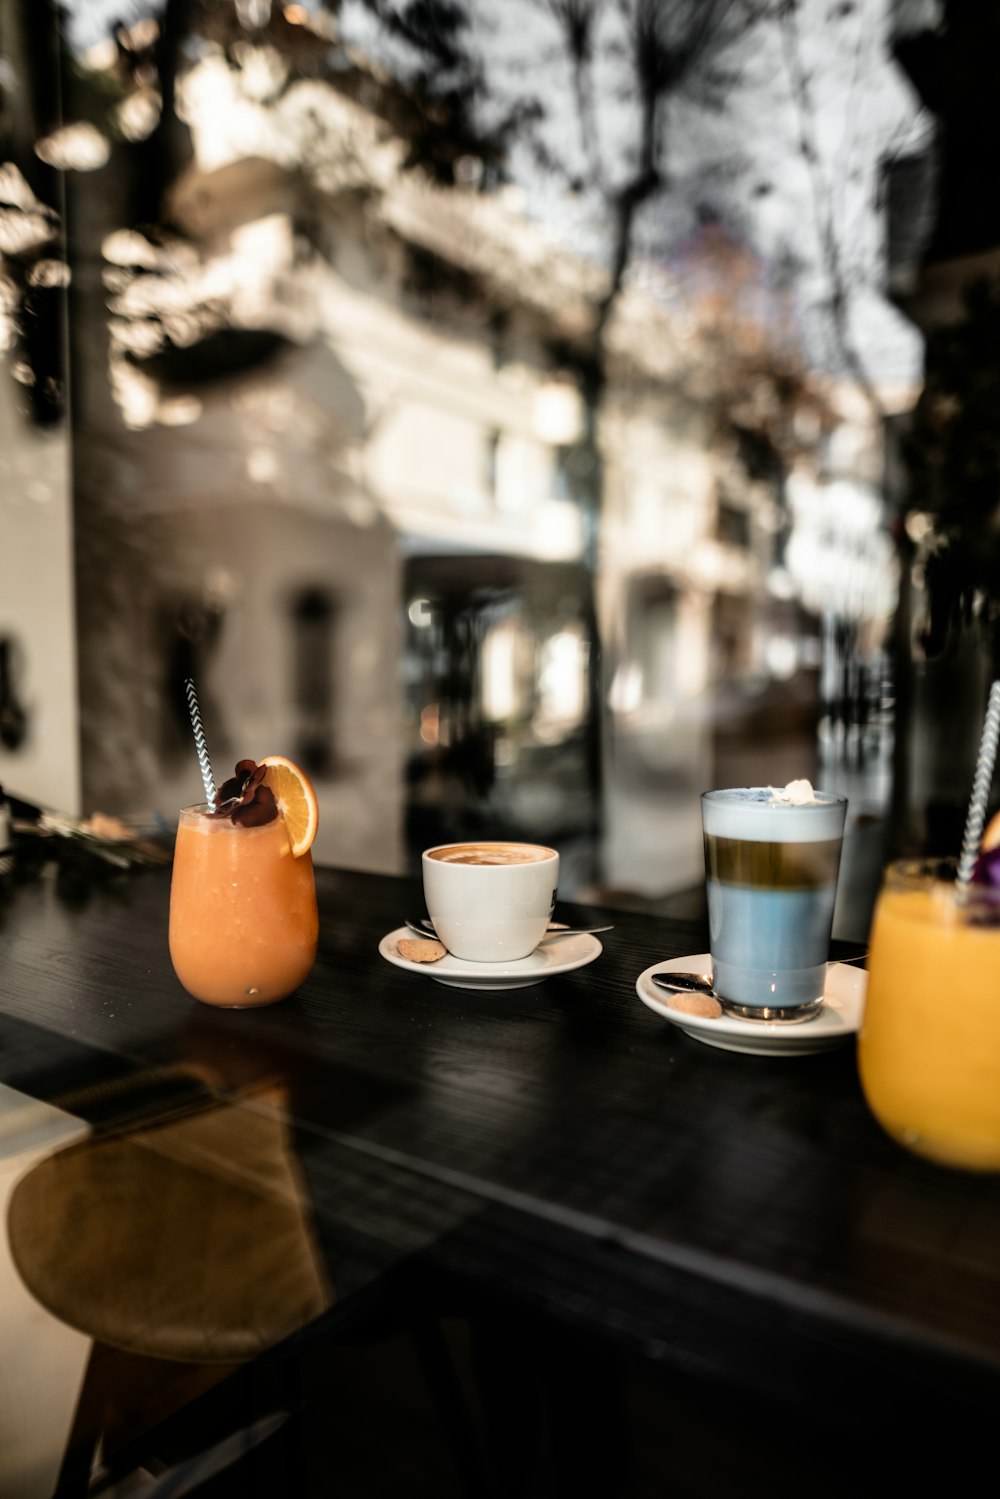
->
702, 786, 846, 842
768, 778, 818, 805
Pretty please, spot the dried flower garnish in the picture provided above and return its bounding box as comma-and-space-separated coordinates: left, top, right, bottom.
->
209, 759, 277, 826
971, 843, 1000, 889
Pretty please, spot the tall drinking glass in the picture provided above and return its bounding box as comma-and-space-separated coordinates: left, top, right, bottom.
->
858, 859, 1000, 1171
701, 788, 848, 1021
169, 804, 318, 1007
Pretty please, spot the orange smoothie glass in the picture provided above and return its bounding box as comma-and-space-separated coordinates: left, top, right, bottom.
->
169, 804, 318, 1008
858, 858, 1000, 1171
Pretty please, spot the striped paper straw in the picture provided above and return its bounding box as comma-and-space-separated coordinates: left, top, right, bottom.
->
184, 677, 217, 812
957, 679, 1000, 892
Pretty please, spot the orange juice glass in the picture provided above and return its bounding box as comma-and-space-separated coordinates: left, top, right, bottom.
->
858, 859, 1000, 1171
169, 804, 318, 1007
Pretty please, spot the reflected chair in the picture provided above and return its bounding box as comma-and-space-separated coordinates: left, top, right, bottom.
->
6, 1078, 332, 1496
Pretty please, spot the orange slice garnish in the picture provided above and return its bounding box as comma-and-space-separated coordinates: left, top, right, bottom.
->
260, 755, 319, 857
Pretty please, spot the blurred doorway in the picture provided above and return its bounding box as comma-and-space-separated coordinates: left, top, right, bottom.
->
401, 552, 598, 894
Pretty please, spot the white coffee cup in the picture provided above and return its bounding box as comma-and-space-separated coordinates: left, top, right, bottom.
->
422, 841, 559, 962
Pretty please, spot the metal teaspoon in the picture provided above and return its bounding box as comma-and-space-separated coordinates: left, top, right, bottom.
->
652, 952, 868, 998
651, 972, 717, 997
404, 917, 614, 941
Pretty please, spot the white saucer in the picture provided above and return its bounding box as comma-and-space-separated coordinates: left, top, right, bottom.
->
379, 927, 603, 990
635, 953, 866, 1056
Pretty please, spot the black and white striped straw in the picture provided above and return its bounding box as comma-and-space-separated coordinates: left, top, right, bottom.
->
957, 679, 1000, 892
184, 677, 217, 812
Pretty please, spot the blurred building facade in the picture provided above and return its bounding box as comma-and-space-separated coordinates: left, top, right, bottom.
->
0, 2, 907, 917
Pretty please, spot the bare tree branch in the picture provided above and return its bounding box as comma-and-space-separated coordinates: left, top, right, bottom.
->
777, 0, 882, 416
545, 0, 607, 192
591, 0, 750, 344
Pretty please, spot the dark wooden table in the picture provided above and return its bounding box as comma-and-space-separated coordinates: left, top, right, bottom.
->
2, 862, 1000, 1496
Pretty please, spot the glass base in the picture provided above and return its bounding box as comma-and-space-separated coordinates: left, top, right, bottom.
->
720, 996, 824, 1024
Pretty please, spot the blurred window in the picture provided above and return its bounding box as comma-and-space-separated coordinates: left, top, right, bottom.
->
290, 587, 336, 778
716, 501, 751, 550
552, 445, 573, 501
484, 430, 500, 501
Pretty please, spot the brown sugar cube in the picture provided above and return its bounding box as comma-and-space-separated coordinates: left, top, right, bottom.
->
665, 990, 723, 1019
397, 937, 447, 964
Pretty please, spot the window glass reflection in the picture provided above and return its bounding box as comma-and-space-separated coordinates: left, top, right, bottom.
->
7, 0, 997, 926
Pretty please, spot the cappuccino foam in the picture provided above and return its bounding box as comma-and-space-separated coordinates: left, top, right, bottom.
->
427, 842, 553, 867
